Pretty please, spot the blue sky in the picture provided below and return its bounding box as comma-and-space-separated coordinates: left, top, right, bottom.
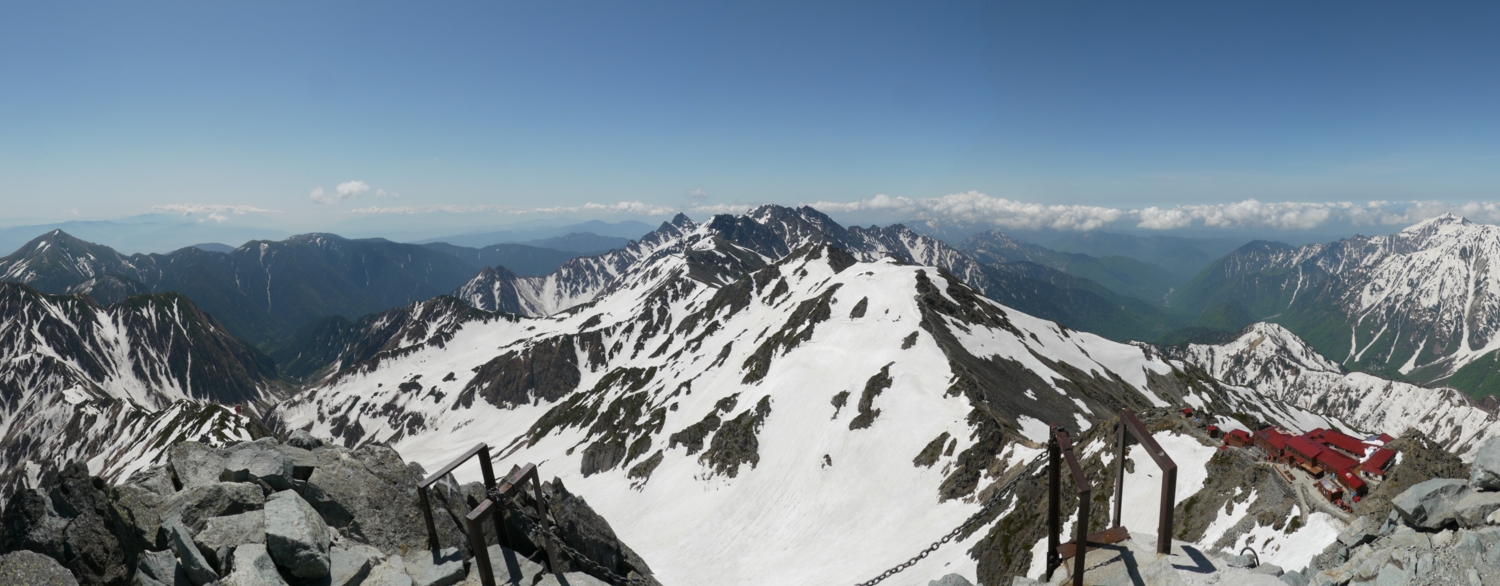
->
2, 1, 1498, 233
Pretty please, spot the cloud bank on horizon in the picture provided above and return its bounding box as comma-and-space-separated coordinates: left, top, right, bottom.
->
318, 192, 1500, 232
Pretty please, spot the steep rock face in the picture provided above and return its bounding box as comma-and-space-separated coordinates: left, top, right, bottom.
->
0, 284, 272, 492
270, 207, 1348, 586
1165, 322, 1500, 460
1169, 214, 1500, 396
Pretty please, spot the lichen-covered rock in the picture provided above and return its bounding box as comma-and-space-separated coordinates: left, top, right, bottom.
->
1391, 478, 1468, 529
134, 550, 187, 586
0, 550, 80, 586
364, 555, 414, 586
218, 544, 288, 586
158, 482, 264, 535
302, 444, 466, 557
329, 544, 381, 586
928, 574, 974, 586
264, 490, 330, 579
168, 443, 227, 489
0, 463, 127, 586
192, 511, 265, 574
220, 448, 294, 491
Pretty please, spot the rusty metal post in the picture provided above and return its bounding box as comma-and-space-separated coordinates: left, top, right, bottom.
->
1113, 420, 1126, 528
1073, 482, 1090, 586
477, 447, 509, 550
528, 470, 563, 571
417, 487, 440, 551
1046, 428, 1061, 580
467, 500, 497, 586
1159, 463, 1177, 555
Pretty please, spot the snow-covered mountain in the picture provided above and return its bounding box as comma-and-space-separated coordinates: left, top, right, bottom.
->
453, 206, 992, 317
1170, 214, 1500, 396
1164, 322, 1500, 460
0, 283, 274, 490
272, 207, 1348, 585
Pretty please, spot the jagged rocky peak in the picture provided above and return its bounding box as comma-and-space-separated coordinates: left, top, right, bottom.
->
0, 434, 656, 586
64, 274, 150, 306
0, 230, 138, 293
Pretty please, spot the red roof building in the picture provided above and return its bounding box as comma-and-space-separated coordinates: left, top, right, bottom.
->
1255, 428, 1290, 455
1312, 429, 1370, 458
1361, 448, 1398, 478
1288, 436, 1324, 461
1225, 430, 1252, 448
1315, 447, 1359, 474
1335, 469, 1367, 495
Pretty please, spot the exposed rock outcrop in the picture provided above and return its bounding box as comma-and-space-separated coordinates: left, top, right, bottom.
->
1, 437, 659, 586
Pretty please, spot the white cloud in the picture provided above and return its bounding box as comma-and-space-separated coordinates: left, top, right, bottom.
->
310, 180, 376, 204
153, 204, 280, 215
808, 192, 1500, 231
686, 188, 708, 200
375, 189, 400, 198
810, 191, 1124, 231
207, 213, 228, 223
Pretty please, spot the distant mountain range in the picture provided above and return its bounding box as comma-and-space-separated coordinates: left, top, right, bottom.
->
417, 219, 654, 249
1169, 214, 1500, 398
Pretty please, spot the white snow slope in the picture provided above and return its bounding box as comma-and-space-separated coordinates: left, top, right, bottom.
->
277, 207, 1348, 586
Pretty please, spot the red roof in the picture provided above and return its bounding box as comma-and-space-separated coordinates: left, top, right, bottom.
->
1377, 433, 1395, 443
1337, 469, 1367, 492
1361, 448, 1397, 475
1315, 446, 1359, 473
1206, 425, 1220, 432
1228, 430, 1251, 440
1256, 428, 1290, 450
1314, 429, 1370, 456
1287, 436, 1324, 459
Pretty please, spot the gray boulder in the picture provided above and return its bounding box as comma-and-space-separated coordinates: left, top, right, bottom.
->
330, 544, 381, 586
135, 550, 189, 586
221, 449, 295, 491
1391, 478, 1469, 529
169, 443, 228, 489
192, 511, 265, 574
930, 574, 975, 586
365, 556, 414, 586
123, 466, 178, 497
287, 430, 325, 450
403, 547, 465, 586
265, 490, 331, 579
163, 519, 220, 586
0, 550, 80, 586
110, 484, 165, 558
159, 482, 265, 536
1472, 436, 1500, 491
468, 545, 545, 586
273, 445, 318, 481
302, 444, 465, 556
1336, 516, 1377, 548
219, 544, 289, 586
1452, 490, 1500, 528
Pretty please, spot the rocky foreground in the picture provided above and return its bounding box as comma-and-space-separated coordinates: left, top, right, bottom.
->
0, 432, 658, 586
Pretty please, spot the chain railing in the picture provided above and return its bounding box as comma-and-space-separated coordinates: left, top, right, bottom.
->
852, 454, 1040, 586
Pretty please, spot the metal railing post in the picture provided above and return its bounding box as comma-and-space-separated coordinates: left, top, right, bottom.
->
1113, 420, 1126, 528
1045, 430, 1061, 580
467, 500, 497, 586
418, 486, 441, 551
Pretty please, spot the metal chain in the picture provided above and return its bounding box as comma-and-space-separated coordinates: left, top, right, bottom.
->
487, 487, 648, 586
853, 460, 1036, 586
